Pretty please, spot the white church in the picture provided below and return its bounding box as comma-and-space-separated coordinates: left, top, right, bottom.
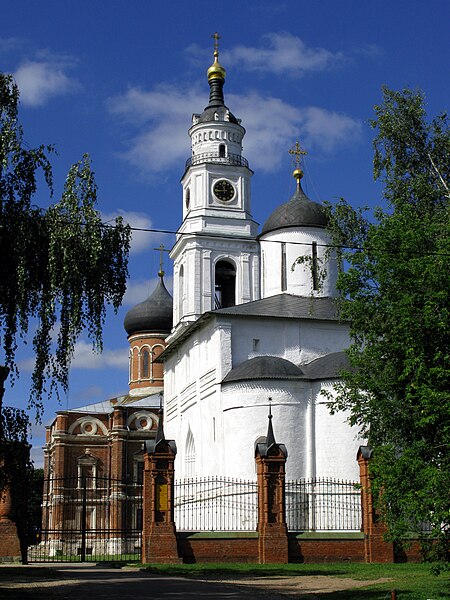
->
154, 41, 362, 483
46, 40, 362, 491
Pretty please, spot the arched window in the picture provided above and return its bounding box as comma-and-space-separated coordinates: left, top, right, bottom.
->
185, 428, 196, 477
132, 347, 139, 381
178, 265, 184, 319
218, 144, 226, 158
185, 187, 190, 210
215, 260, 236, 309
141, 349, 150, 379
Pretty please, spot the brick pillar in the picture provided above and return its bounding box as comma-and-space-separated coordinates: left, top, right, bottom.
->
0, 472, 21, 560
255, 408, 289, 564
141, 411, 180, 563
0, 367, 22, 560
357, 446, 394, 563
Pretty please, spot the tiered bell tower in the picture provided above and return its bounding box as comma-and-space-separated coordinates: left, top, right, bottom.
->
170, 34, 260, 333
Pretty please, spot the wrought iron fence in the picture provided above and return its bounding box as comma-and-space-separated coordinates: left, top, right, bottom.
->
286, 478, 362, 532
174, 476, 258, 531
185, 152, 249, 170
27, 476, 142, 562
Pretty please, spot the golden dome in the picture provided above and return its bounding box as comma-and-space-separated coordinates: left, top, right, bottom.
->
207, 52, 226, 81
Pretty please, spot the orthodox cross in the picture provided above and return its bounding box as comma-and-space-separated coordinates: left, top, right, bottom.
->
211, 32, 221, 55
288, 140, 307, 168
153, 243, 169, 278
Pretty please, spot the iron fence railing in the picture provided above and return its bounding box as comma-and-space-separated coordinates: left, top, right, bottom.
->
27, 476, 142, 562
286, 478, 362, 532
185, 152, 249, 170
174, 476, 257, 531
174, 476, 362, 532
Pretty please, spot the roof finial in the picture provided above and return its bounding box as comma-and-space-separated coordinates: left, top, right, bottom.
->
153, 243, 168, 278
155, 392, 165, 444
288, 141, 307, 189
207, 32, 226, 83
266, 397, 276, 449
212, 31, 221, 59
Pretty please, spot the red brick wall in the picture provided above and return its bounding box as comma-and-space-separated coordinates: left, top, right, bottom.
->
177, 534, 259, 563
174, 533, 370, 564
288, 535, 366, 563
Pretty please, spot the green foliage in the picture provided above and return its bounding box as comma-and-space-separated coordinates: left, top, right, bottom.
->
325, 88, 450, 565
0, 73, 131, 418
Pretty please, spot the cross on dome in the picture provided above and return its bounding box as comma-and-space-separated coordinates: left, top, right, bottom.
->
288, 140, 307, 186
153, 243, 169, 278
211, 31, 221, 57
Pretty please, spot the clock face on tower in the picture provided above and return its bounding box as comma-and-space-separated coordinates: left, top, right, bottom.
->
213, 179, 235, 202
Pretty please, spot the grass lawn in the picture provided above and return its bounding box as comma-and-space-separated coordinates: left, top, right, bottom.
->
141, 562, 450, 599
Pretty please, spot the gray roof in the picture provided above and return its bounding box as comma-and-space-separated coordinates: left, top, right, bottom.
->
222, 351, 350, 384
214, 294, 340, 320
260, 181, 328, 236
223, 356, 303, 383
62, 392, 162, 415
124, 276, 173, 336
301, 351, 352, 379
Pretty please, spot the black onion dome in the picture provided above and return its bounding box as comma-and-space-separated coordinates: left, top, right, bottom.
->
124, 277, 173, 336
261, 179, 328, 236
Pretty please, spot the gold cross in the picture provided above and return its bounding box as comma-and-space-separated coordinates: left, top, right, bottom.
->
211, 32, 221, 56
153, 243, 169, 277
288, 140, 307, 167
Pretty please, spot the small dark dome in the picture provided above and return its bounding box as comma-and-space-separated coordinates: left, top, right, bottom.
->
261, 180, 328, 236
223, 356, 303, 383
124, 277, 173, 336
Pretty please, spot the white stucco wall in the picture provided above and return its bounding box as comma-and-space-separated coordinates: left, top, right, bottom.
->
164, 314, 359, 481
260, 227, 338, 299
229, 316, 350, 368
314, 382, 362, 481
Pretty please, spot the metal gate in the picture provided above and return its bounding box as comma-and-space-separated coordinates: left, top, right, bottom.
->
28, 476, 142, 562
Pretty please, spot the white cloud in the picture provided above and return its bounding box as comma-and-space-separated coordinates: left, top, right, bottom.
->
70, 340, 127, 370
101, 209, 171, 255
107, 84, 203, 172
300, 106, 362, 152
19, 340, 128, 372
186, 33, 347, 78
13, 54, 79, 107
109, 85, 361, 174
0, 37, 23, 54
123, 275, 173, 306
226, 32, 346, 76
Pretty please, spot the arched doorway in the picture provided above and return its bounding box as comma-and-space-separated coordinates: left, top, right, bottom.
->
214, 260, 236, 309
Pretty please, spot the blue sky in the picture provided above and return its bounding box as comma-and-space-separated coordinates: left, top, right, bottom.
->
2, 0, 449, 465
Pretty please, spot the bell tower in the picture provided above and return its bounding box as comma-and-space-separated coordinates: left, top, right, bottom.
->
170, 34, 260, 334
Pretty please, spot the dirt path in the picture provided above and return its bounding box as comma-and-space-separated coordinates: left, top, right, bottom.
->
0, 564, 393, 599
207, 575, 393, 597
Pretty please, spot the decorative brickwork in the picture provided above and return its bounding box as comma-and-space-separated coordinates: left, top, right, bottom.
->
255, 409, 289, 564
357, 446, 394, 563
141, 415, 180, 563
0, 486, 21, 560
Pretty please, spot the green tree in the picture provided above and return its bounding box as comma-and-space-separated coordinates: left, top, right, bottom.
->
325, 88, 449, 564
0, 73, 131, 420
